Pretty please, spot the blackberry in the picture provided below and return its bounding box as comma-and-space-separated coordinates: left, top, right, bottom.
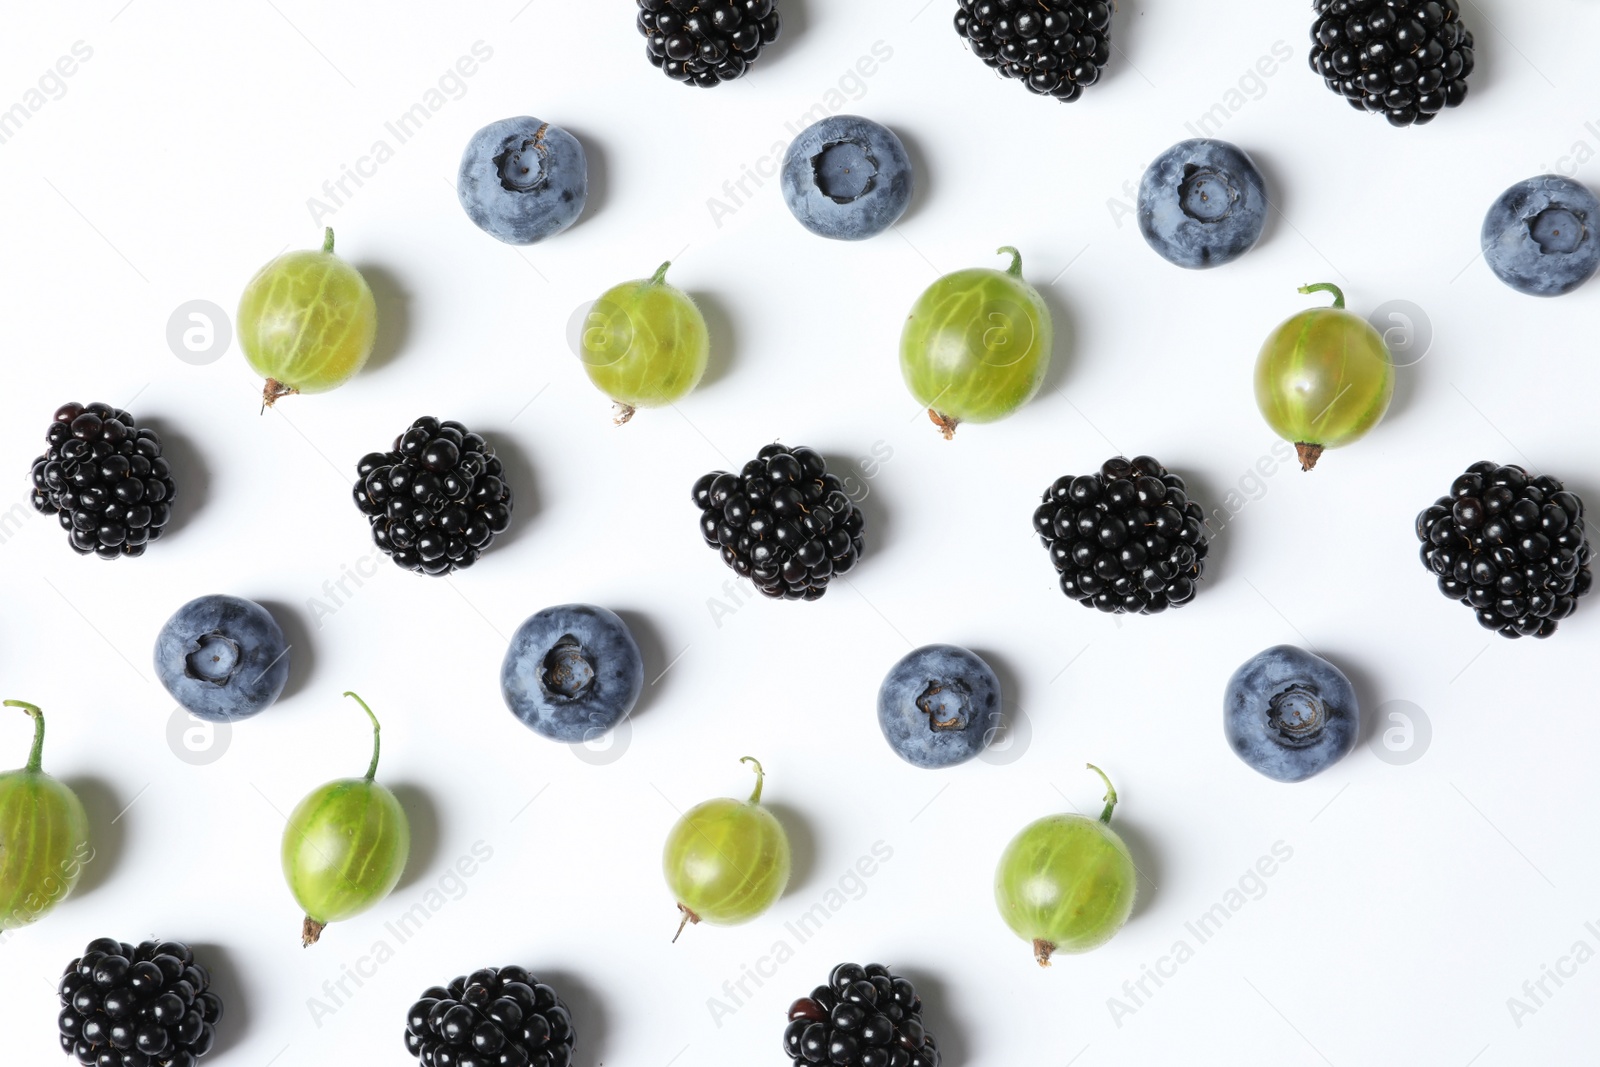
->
1416, 461, 1591, 639
1309, 0, 1475, 127
404, 966, 574, 1067
784, 963, 940, 1067
952, 0, 1113, 103
1035, 455, 1209, 614
352, 417, 513, 577
637, 0, 781, 88
692, 443, 865, 601
29, 402, 176, 559
57, 937, 222, 1067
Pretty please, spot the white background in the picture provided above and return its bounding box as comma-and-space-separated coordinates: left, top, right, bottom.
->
2, 1, 1598, 1064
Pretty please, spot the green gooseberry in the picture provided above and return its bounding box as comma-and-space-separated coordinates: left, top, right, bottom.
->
238, 227, 378, 408
1254, 282, 1395, 471
662, 757, 791, 940
282, 692, 410, 946
580, 261, 709, 425
0, 700, 90, 931
994, 763, 1137, 966
899, 245, 1053, 439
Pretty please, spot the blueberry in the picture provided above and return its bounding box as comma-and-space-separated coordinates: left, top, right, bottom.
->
780, 115, 913, 241
153, 595, 290, 723
457, 117, 588, 245
876, 644, 999, 768
501, 605, 643, 743
1223, 645, 1359, 783
1137, 139, 1268, 269
1481, 175, 1600, 297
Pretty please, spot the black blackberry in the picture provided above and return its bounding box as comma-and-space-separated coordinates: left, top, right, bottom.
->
352, 417, 513, 576
952, 0, 1112, 103
784, 963, 940, 1067
29, 402, 176, 560
692, 443, 865, 601
404, 966, 574, 1067
1036, 455, 1209, 614
1309, 0, 1474, 127
57, 937, 222, 1067
1416, 461, 1591, 639
637, 0, 781, 88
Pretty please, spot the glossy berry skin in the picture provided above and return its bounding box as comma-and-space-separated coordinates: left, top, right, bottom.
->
1415, 461, 1591, 638
153, 595, 290, 723
1138, 139, 1268, 269
580, 262, 709, 423
995, 765, 1136, 965
28, 401, 178, 560
282, 693, 410, 946
780, 115, 913, 241
664, 758, 791, 936
637, 0, 781, 87
1224, 646, 1359, 782
783, 963, 941, 1067
1481, 175, 1600, 297
952, 0, 1113, 103
237, 227, 376, 407
58, 937, 223, 1066
1037, 455, 1209, 614
1309, 0, 1475, 127
876, 645, 1000, 768
405, 966, 574, 1066
900, 246, 1052, 438
458, 116, 588, 245
0, 702, 90, 931
501, 605, 644, 743
1254, 283, 1394, 470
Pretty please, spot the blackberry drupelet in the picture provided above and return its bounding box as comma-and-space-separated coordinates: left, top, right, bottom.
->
1416, 461, 1591, 639
1036, 456, 1209, 614
57, 937, 223, 1067
692, 444, 865, 601
637, 0, 781, 88
352, 416, 513, 576
784, 963, 940, 1067
1309, 0, 1475, 127
29, 402, 176, 560
404, 966, 575, 1067
952, 0, 1113, 103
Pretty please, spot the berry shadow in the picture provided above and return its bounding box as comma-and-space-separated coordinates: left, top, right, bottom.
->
60, 776, 123, 898
764, 801, 817, 895
760, 0, 807, 68
890, 966, 969, 1067
1243, 146, 1286, 251
1166, 465, 1233, 585
967, 646, 1025, 741
1033, 276, 1078, 401
688, 289, 737, 391
253, 599, 316, 702
139, 417, 208, 543
1103, 0, 1144, 92
557, 126, 609, 221
354, 263, 411, 376
1386, 346, 1429, 424
1111, 816, 1163, 922
1316, 646, 1384, 752
890, 125, 931, 228
531, 969, 607, 1067
189, 942, 250, 1057
480, 431, 540, 551
389, 783, 442, 893
819, 451, 890, 563
611, 609, 670, 721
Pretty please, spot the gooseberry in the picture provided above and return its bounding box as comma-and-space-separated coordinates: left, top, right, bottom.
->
662, 757, 791, 939
579, 261, 709, 424
0, 700, 90, 930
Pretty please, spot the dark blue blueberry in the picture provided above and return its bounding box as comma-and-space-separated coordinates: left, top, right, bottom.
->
153, 595, 290, 722
1224, 645, 1359, 783
501, 605, 643, 743
458, 117, 587, 245
876, 644, 999, 768
780, 115, 913, 241
1137, 139, 1268, 269
1481, 175, 1600, 297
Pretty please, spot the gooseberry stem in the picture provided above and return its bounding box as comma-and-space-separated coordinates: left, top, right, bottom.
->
997, 245, 1023, 276
4, 700, 45, 773
648, 261, 672, 285
741, 756, 765, 804
1086, 763, 1117, 824
322, 227, 336, 254
343, 691, 382, 781
1297, 282, 1345, 309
